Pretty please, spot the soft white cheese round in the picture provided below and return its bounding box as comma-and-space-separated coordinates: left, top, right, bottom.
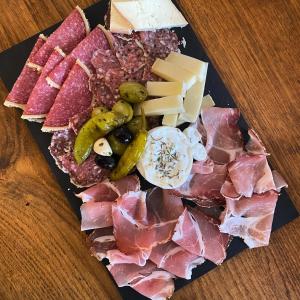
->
137, 126, 193, 189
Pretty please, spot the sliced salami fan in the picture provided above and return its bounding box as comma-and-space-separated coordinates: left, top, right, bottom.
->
22, 47, 66, 120
4, 34, 46, 109
42, 60, 93, 132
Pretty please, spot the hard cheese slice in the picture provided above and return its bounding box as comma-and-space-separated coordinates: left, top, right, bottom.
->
134, 95, 184, 116
162, 114, 178, 127
201, 94, 216, 109
146, 81, 185, 97
180, 80, 206, 123
113, 0, 188, 31
166, 52, 208, 81
110, 0, 133, 34
151, 59, 196, 90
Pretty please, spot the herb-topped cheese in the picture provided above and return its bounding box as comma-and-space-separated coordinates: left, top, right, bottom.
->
137, 127, 193, 189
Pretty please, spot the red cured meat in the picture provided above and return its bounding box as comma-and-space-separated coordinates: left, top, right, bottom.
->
106, 249, 151, 266
172, 164, 227, 204
31, 6, 89, 67
108, 263, 175, 300
112, 189, 183, 255
245, 129, 269, 155
28, 34, 47, 61
220, 177, 242, 201
220, 191, 279, 248
88, 227, 116, 261
91, 49, 120, 76
149, 241, 205, 279
201, 107, 244, 164
22, 47, 66, 118
272, 170, 288, 192
172, 208, 230, 265
191, 158, 214, 175
43, 61, 92, 131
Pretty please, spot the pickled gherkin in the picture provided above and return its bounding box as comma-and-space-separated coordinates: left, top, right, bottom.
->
91, 106, 109, 117
108, 134, 127, 156
119, 82, 148, 104
127, 116, 147, 136
112, 100, 133, 122
74, 111, 127, 164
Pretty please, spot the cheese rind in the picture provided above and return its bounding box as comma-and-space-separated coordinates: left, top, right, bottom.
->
180, 80, 206, 123
166, 52, 208, 81
151, 59, 196, 90
146, 81, 185, 97
110, 1, 133, 34
162, 114, 178, 127
134, 95, 184, 116
201, 94, 216, 109
113, 0, 188, 31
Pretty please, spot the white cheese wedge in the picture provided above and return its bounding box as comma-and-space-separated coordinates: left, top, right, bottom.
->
137, 127, 193, 189
166, 52, 208, 81
180, 80, 206, 123
162, 114, 178, 127
113, 0, 188, 31
146, 81, 185, 97
201, 94, 216, 109
151, 59, 196, 90
110, 1, 133, 34
134, 95, 184, 116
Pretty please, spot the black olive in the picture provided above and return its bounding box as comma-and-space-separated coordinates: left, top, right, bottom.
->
95, 155, 117, 170
114, 126, 133, 144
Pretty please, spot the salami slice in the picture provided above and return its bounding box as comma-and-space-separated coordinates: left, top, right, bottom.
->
4, 34, 46, 109
22, 47, 66, 120
42, 60, 93, 132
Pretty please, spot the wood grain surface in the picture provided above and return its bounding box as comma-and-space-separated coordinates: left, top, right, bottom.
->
0, 0, 299, 299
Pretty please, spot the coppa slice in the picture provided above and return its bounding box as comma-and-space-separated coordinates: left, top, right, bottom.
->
4, 34, 47, 109
42, 60, 92, 131
22, 47, 66, 120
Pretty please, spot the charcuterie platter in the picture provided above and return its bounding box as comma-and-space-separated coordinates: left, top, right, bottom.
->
0, 1, 298, 299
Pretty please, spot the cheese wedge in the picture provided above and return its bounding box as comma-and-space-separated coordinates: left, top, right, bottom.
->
146, 81, 185, 97
166, 52, 208, 81
201, 94, 215, 109
113, 0, 188, 31
176, 114, 186, 126
151, 59, 196, 90
110, 1, 133, 34
180, 80, 206, 123
162, 114, 178, 127
134, 95, 184, 116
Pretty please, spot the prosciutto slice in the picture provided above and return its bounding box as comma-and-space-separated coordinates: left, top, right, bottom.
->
106, 249, 151, 266
149, 241, 205, 279
172, 164, 227, 206
245, 129, 268, 155
108, 263, 175, 300
201, 107, 244, 164
220, 191, 279, 248
172, 208, 230, 265
112, 189, 184, 255
191, 158, 214, 175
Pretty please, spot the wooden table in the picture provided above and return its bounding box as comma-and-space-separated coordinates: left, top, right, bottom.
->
0, 0, 299, 299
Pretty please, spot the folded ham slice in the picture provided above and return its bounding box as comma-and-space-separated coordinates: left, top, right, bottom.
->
172, 208, 230, 265
108, 262, 175, 300
201, 107, 244, 164
245, 129, 268, 155
220, 191, 279, 248
191, 158, 214, 175
107, 249, 151, 266
150, 241, 205, 279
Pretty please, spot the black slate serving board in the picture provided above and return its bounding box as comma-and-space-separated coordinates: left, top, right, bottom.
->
0, 1, 298, 299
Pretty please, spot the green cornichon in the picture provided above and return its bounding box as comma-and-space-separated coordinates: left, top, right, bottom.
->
74, 111, 127, 165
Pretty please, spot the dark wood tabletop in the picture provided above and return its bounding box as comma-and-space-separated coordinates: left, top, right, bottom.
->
0, 0, 299, 299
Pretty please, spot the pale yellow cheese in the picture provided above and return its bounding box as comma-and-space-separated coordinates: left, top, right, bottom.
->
176, 114, 186, 126
146, 81, 185, 97
151, 59, 196, 90
113, 0, 188, 31
180, 80, 206, 123
110, 1, 133, 34
201, 94, 215, 109
134, 95, 184, 116
166, 52, 208, 81
162, 114, 178, 127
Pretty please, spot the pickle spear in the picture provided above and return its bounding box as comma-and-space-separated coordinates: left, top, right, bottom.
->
74, 111, 127, 165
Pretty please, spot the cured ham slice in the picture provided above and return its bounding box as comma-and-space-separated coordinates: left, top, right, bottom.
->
42, 60, 92, 131
272, 170, 288, 192
172, 164, 227, 206
245, 129, 268, 155
88, 227, 116, 261
227, 154, 275, 198
172, 208, 230, 265
220, 177, 242, 201
191, 158, 214, 175
77, 176, 140, 202
5, 7, 88, 108
149, 241, 205, 279
220, 191, 279, 248
22, 47, 66, 120
108, 262, 175, 300
112, 189, 184, 255
201, 107, 244, 164
107, 249, 151, 266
